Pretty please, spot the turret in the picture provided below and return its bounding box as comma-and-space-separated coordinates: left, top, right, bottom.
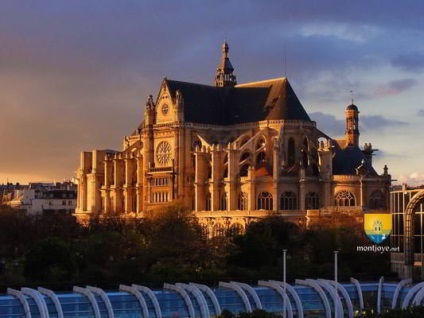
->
345, 103, 360, 146
214, 41, 237, 87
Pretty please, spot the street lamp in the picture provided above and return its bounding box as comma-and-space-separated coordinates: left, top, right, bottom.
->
334, 250, 339, 318
283, 249, 287, 318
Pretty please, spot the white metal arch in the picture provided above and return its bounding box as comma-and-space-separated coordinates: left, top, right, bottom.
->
177, 283, 209, 318
21, 288, 49, 318
314, 280, 344, 318
350, 277, 364, 311
321, 280, 354, 318
87, 286, 115, 318
296, 279, 331, 318
189, 283, 222, 316
401, 281, 424, 309
7, 288, 31, 318
269, 280, 304, 318
257, 281, 293, 318
392, 278, 412, 309
133, 284, 162, 318
377, 276, 384, 314
119, 285, 149, 318
164, 283, 195, 318
73, 286, 101, 318
232, 281, 262, 310
219, 281, 252, 313
38, 287, 64, 318
412, 284, 424, 306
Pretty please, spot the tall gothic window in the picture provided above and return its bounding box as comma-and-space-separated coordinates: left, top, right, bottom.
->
280, 191, 298, 210
288, 138, 295, 167
220, 192, 227, 211
257, 192, 273, 210
369, 190, 385, 209
335, 191, 356, 207
302, 138, 308, 168
212, 223, 226, 238
229, 223, 244, 236
238, 192, 248, 210
205, 193, 211, 211
305, 192, 320, 209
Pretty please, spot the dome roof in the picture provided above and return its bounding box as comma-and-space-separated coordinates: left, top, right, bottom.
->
346, 103, 358, 111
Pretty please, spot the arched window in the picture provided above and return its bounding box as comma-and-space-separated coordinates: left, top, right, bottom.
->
207, 163, 212, 179
200, 224, 209, 240
256, 151, 266, 165
238, 192, 248, 210
223, 167, 228, 178
280, 191, 298, 210
240, 164, 250, 177
240, 151, 251, 163
288, 138, 296, 167
205, 193, 211, 211
257, 192, 273, 210
229, 223, 244, 236
212, 223, 226, 238
369, 190, 385, 209
334, 191, 356, 207
302, 138, 308, 168
305, 192, 320, 209
256, 137, 266, 150
220, 192, 227, 211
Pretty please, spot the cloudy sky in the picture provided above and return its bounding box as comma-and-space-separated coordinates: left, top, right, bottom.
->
0, 0, 423, 185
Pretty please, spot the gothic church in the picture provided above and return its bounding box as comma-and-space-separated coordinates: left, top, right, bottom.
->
75, 42, 391, 234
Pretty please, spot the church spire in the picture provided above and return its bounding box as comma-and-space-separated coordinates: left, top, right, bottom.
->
214, 41, 237, 87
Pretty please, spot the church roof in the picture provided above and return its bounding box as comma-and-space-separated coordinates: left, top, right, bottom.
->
165, 77, 311, 125
332, 141, 377, 176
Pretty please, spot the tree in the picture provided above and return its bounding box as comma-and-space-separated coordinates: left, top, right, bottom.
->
24, 237, 78, 282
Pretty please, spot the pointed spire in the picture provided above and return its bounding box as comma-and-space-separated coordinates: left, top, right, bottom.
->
214, 41, 237, 87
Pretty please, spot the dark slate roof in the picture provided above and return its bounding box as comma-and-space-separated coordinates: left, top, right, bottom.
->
165, 78, 311, 125
346, 103, 358, 111
332, 141, 377, 176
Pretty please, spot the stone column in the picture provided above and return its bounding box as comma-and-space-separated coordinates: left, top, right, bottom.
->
248, 166, 255, 211
273, 142, 280, 212
194, 147, 207, 211
228, 144, 238, 211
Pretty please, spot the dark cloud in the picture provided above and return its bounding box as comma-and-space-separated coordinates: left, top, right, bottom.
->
309, 112, 345, 137
373, 79, 417, 98
418, 109, 424, 117
361, 115, 408, 131
392, 52, 424, 72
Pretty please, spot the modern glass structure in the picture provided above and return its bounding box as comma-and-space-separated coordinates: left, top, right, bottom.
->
391, 186, 424, 279
0, 278, 422, 317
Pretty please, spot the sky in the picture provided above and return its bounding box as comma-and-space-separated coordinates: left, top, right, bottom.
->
0, 0, 423, 185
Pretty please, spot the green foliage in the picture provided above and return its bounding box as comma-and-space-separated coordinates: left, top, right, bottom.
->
364, 306, 424, 317
24, 237, 77, 282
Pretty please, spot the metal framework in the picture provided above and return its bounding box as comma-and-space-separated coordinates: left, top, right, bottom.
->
402, 281, 424, 309
322, 280, 354, 318
164, 283, 195, 318
7, 288, 31, 318
391, 278, 412, 309
219, 281, 252, 313
87, 286, 115, 318
38, 287, 64, 318
21, 288, 49, 318
296, 279, 331, 318
258, 281, 294, 318
269, 280, 304, 318
133, 284, 162, 318
404, 190, 424, 266
350, 277, 364, 311
315, 280, 344, 318
177, 283, 210, 318
231, 282, 262, 310
119, 284, 149, 318
73, 286, 101, 318
190, 283, 222, 316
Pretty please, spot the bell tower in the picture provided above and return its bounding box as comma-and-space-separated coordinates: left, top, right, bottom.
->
214, 41, 237, 87
345, 102, 360, 147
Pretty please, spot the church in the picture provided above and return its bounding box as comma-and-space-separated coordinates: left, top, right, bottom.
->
75, 42, 391, 235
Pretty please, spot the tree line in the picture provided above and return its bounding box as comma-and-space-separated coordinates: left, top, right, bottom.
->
0, 204, 394, 292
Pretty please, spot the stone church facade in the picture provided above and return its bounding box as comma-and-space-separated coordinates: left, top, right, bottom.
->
75, 42, 391, 235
